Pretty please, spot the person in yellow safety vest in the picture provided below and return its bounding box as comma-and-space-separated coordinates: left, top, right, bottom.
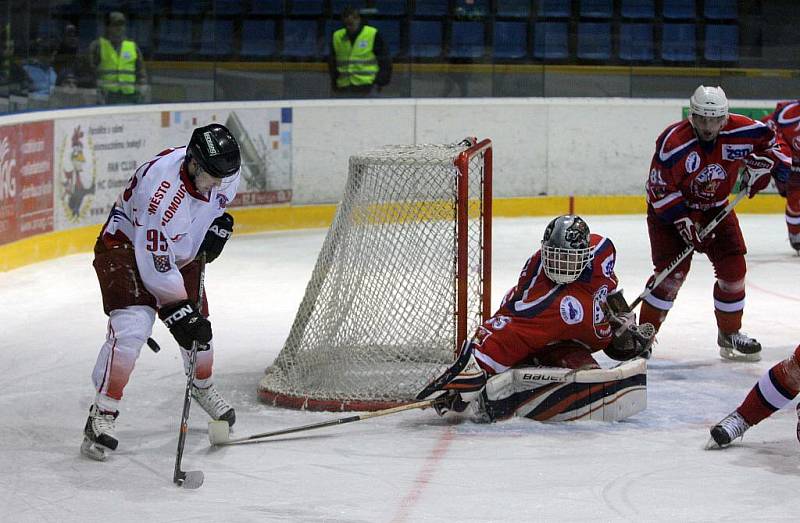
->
328, 7, 391, 97
89, 11, 148, 105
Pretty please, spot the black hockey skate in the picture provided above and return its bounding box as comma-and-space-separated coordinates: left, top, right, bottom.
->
81, 404, 119, 461
717, 330, 761, 362
790, 233, 800, 256
706, 411, 750, 449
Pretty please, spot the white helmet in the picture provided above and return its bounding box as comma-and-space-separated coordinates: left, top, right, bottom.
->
690, 85, 729, 118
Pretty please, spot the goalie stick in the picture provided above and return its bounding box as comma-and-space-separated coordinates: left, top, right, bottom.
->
630, 188, 747, 310
208, 397, 445, 446
173, 253, 206, 489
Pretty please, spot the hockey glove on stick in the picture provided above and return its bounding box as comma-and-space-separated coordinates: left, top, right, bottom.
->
742, 154, 775, 198
159, 300, 212, 351
200, 212, 234, 263
674, 216, 712, 253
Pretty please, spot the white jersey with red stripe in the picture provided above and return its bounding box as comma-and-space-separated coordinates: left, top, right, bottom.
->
100, 146, 239, 306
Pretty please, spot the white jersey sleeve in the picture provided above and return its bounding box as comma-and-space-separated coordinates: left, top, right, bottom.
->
103, 147, 240, 307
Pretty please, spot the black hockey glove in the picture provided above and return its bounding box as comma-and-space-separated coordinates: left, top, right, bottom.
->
159, 300, 212, 351
200, 212, 233, 263
602, 289, 655, 361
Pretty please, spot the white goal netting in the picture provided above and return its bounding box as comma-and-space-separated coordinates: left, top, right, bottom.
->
258, 139, 492, 411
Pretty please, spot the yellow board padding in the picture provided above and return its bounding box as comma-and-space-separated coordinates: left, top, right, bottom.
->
230, 204, 338, 234
0, 225, 101, 272
0, 195, 787, 272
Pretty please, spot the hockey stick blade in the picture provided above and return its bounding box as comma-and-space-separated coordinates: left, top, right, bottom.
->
208, 398, 443, 446
175, 469, 204, 489
208, 420, 232, 445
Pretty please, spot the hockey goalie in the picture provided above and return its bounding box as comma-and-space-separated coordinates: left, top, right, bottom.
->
418, 215, 654, 423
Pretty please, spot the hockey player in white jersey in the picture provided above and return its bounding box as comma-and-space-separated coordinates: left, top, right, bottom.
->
82, 123, 241, 461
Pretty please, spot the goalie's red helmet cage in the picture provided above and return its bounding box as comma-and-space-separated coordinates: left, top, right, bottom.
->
187, 124, 241, 178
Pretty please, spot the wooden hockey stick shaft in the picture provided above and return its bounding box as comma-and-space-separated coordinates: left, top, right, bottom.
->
630, 189, 747, 310
212, 398, 444, 446
173, 253, 207, 488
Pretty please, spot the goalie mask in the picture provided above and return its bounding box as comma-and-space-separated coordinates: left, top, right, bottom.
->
541, 215, 593, 284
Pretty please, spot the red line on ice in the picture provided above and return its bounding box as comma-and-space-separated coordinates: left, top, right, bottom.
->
391, 427, 456, 522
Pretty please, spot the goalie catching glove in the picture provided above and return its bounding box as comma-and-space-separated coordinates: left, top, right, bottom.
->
602, 289, 656, 361
416, 341, 487, 416
159, 300, 212, 350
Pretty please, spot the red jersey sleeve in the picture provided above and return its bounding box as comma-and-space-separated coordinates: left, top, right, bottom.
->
647, 122, 690, 222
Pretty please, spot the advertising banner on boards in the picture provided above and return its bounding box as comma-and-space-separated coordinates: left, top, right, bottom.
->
53, 113, 159, 230
3, 104, 293, 247
161, 107, 293, 207
0, 121, 54, 246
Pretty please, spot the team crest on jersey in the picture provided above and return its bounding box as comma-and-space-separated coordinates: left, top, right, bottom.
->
685, 151, 700, 173
691, 163, 727, 200
216, 193, 229, 209
152, 254, 171, 273
722, 144, 753, 161
592, 285, 612, 338
600, 253, 615, 278
559, 296, 583, 325
793, 136, 800, 152
58, 126, 96, 223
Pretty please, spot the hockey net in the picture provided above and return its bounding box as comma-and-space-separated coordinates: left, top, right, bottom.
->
258, 138, 492, 411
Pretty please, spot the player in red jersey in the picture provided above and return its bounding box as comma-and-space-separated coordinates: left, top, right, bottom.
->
418, 215, 654, 422
640, 86, 791, 362
707, 344, 800, 449
762, 100, 800, 253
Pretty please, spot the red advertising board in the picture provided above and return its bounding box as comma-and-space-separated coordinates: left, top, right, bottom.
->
0, 121, 54, 246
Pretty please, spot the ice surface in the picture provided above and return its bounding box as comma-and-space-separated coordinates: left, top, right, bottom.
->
2, 215, 799, 521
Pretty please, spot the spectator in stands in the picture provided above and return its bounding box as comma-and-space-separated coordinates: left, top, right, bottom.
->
21, 37, 57, 101
89, 11, 148, 105
52, 23, 93, 89
0, 26, 26, 96
328, 7, 391, 97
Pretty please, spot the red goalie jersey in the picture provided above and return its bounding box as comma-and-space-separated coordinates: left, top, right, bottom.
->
471, 233, 618, 375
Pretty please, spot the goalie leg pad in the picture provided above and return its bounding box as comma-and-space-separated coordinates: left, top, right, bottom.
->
484, 359, 647, 422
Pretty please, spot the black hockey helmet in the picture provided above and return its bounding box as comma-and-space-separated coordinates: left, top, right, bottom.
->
187, 123, 241, 178
541, 215, 593, 284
